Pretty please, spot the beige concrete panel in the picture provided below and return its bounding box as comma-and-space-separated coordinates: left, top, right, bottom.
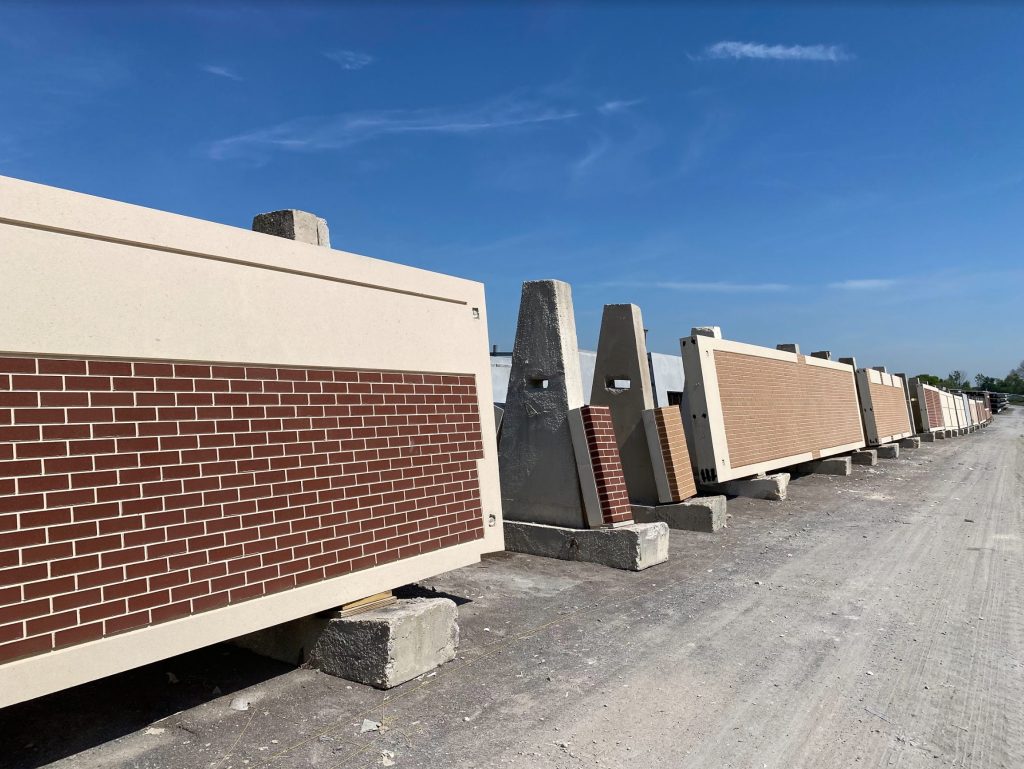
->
682, 333, 864, 483
0, 540, 486, 709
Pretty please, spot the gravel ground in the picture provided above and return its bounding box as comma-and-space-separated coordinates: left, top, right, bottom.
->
3, 410, 1021, 769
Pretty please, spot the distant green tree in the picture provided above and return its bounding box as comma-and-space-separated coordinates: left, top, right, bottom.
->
916, 373, 943, 387
946, 370, 968, 388
974, 373, 998, 389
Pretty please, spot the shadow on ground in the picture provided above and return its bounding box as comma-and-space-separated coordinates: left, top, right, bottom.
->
0, 644, 290, 769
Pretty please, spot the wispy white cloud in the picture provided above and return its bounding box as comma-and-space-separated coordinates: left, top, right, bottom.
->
829, 278, 898, 290
208, 96, 580, 162
607, 280, 791, 293
702, 41, 851, 62
201, 64, 242, 82
597, 99, 643, 115
324, 50, 374, 70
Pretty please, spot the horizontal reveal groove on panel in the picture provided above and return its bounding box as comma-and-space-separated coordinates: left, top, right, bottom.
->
681, 334, 865, 484
0, 355, 485, 667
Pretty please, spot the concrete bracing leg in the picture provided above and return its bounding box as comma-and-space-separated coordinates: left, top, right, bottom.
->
590, 304, 658, 505
498, 280, 587, 528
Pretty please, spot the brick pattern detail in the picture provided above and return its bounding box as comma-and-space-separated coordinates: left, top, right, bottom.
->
923, 387, 944, 430
714, 351, 863, 469
867, 381, 912, 441
578, 406, 633, 526
0, 354, 484, 665
649, 407, 697, 501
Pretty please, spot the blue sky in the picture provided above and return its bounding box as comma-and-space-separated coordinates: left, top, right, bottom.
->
2, 3, 1022, 379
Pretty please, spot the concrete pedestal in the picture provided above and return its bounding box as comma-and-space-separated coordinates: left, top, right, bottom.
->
705, 472, 789, 501
851, 449, 878, 466
233, 598, 458, 689
631, 495, 727, 533
899, 437, 921, 449
875, 444, 900, 459
921, 432, 937, 442
793, 456, 852, 476
503, 520, 668, 571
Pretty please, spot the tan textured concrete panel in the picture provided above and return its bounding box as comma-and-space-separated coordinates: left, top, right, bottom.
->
714, 350, 864, 470
865, 377, 913, 444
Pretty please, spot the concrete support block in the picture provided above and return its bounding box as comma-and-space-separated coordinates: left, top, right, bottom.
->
899, 437, 921, 449
945, 430, 955, 438
705, 472, 789, 501
851, 449, 878, 466
934, 431, 946, 440
252, 209, 331, 247
794, 456, 852, 476
631, 495, 727, 533
776, 343, 800, 354
503, 520, 668, 571
691, 326, 722, 339
233, 598, 457, 689
875, 444, 900, 459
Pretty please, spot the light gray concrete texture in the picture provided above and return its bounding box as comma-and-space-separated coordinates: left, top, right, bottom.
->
498, 280, 587, 527
794, 456, 853, 476
647, 351, 685, 408
14, 411, 1019, 769
251, 209, 330, 247
631, 495, 727, 533
875, 444, 900, 459
706, 472, 790, 501
900, 437, 922, 449
492, 350, 684, 409
851, 449, 879, 466
232, 599, 458, 690
503, 520, 670, 571
590, 304, 659, 505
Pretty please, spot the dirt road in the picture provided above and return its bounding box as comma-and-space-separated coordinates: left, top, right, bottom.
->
5, 411, 1022, 769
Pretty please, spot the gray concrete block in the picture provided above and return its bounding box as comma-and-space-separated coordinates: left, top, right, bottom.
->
776, 343, 800, 354
851, 449, 878, 466
928, 431, 943, 440
899, 437, 921, 449
499, 280, 587, 527
706, 472, 789, 501
233, 598, 458, 689
631, 495, 727, 533
252, 209, 330, 247
875, 444, 900, 459
503, 520, 668, 571
794, 456, 852, 476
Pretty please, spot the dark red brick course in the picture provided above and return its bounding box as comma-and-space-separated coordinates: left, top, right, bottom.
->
578, 406, 633, 527
0, 355, 485, 665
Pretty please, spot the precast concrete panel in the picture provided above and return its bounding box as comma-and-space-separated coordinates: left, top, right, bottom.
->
0, 175, 503, 707
855, 368, 914, 445
680, 333, 865, 484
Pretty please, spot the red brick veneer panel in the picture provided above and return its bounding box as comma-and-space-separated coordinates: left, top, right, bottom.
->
0, 355, 484, 665
579, 406, 633, 527
923, 388, 943, 430
868, 381, 912, 440
713, 351, 863, 469
651, 407, 697, 501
